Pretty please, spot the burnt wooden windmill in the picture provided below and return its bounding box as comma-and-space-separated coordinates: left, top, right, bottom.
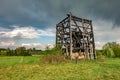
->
56, 13, 96, 59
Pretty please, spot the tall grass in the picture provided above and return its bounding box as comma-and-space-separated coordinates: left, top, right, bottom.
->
41, 45, 68, 63
0, 56, 120, 80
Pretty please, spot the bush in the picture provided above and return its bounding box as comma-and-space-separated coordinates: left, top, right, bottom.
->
112, 46, 120, 58
96, 50, 102, 56
41, 45, 68, 63
96, 50, 105, 59
102, 42, 120, 58
103, 48, 115, 58
0, 50, 7, 56
41, 44, 63, 55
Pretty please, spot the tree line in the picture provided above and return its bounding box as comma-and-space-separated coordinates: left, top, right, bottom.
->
0, 42, 120, 58
0, 47, 36, 56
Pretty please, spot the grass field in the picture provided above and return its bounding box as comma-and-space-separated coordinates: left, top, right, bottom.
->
0, 56, 120, 80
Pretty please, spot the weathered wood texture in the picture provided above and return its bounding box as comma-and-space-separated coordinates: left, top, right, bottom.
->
56, 13, 96, 59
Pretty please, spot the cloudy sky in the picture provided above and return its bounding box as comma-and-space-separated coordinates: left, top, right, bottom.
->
0, 0, 120, 50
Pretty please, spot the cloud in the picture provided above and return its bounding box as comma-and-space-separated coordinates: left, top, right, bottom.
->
0, 0, 120, 50
0, 41, 53, 50
95, 42, 106, 50
0, 41, 16, 47
0, 25, 55, 41
38, 28, 55, 37
0, 0, 120, 29
116, 40, 120, 44
0, 26, 39, 39
22, 43, 54, 50
21, 43, 46, 50
0, 25, 55, 50
93, 19, 120, 42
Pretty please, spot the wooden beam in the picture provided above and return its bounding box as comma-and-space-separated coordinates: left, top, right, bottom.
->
69, 13, 72, 56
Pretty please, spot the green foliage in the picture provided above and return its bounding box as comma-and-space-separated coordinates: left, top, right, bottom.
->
96, 50, 103, 56
0, 47, 32, 56
103, 48, 115, 58
0, 50, 7, 56
96, 50, 105, 59
112, 46, 120, 57
41, 44, 63, 55
102, 42, 120, 58
15, 47, 31, 56
40, 45, 66, 63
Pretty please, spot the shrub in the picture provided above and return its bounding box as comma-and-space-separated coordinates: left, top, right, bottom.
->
41, 45, 68, 63
96, 50, 102, 56
0, 50, 7, 56
96, 50, 105, 59
112, 46, 120, 58
103, 47, 115, 58
41, 44, 63, 55
102, 42, 120, 58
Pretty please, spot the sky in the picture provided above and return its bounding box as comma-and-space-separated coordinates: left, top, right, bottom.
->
0, 0, 120, 50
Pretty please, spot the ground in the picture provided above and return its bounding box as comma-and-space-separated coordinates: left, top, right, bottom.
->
0, 56, 120, 80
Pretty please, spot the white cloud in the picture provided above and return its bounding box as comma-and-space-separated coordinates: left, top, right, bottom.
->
0, 41, 18, 49
21, 43, 54, 50
93, 19, 120, 49
38, 28, 55, 37
21, 43, 46, 50
0, 26, 39, 39
95, 42, 106, 50
93, 19, 120, 46
0, 41, 54, 50
0, 26, 56, 50
47, 44, 54, 49
0, 41, 16, 47
116, 40, 120, 44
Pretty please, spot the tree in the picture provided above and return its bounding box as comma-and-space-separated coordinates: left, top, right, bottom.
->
15, 47, 31, 56
102, 42, 120, 58
103, 47, 115, 58
103, 42, 119, 49
33, 48, 36, 51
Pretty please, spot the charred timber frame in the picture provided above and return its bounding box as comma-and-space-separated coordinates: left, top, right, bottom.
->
56, 14, 96, 59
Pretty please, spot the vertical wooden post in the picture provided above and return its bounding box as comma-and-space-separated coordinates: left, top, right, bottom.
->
82, 19, 86, 59
69, 13, 72, 56
90, 20, 96, 59
86, 36, 90, 60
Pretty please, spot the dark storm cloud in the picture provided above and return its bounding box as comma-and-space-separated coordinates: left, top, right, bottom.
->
0, 0, 120, 29
86, 0, 120, 26
0, 0, 71, 29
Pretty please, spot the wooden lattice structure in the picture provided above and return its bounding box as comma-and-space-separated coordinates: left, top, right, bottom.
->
56, 13, 96, 59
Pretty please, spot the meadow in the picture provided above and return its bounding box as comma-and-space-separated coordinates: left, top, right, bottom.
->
0, 56, 120, 80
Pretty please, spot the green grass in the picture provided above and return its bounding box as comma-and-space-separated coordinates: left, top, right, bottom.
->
0, 56, 120, 80
0, 56, 41, 67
